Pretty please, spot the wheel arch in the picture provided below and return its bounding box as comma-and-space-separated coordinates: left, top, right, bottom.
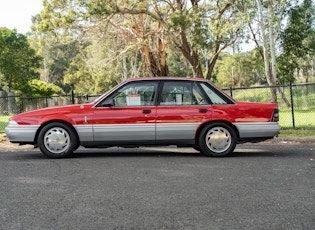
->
195, 120, 239, 145
34, 120, 80, 146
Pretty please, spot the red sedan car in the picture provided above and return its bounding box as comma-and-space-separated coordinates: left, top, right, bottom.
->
5, 77, 280, 158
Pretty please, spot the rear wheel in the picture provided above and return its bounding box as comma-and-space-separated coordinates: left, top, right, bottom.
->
198, 122, 237, 157
38, 122, 78, 159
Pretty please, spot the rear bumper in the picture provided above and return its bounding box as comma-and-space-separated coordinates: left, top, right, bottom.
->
233, 122, 280, 138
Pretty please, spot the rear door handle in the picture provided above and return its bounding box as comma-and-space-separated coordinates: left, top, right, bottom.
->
199, 108, 208, 113
143, 109, 151, 114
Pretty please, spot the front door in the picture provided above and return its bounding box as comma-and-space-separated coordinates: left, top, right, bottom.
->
92, 81, 158, 144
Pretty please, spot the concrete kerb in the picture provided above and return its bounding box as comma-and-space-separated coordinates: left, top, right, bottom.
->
266, 136, 315, 144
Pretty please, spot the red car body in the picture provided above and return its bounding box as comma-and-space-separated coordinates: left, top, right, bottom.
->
6, 77, 280, 158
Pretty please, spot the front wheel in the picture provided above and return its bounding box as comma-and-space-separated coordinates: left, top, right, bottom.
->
38, 122, 78, 159
198, 122, 237, 157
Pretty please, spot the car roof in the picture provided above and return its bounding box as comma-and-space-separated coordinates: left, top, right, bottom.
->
124, 77, 209, 83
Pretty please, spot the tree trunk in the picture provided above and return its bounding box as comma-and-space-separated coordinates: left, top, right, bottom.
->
133, 15, 168, 77
268, 5, 277, 85
256, 0, 277, 103
178, 30, 204, 78
206, 51, 220, 80
277, 87, 291, 108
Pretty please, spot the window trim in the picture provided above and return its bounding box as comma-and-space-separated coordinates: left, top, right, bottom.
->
157, 80, 211, 106
95, 80, 159, 108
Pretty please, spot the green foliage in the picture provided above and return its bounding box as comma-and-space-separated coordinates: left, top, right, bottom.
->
63, 41, 122, 94
29, 79, 62, 96
48, 41, 87, 92
281, 0, 315, 57
276, 54, 297, 84
29, 0, 314, 95
86, 0, 112, 16
215, 50, 264, 87
167, 50, 193, 77
29, 17, 89, 93
33, 0, 249, 82
279, 0, 315, 82
0, 28, 42, 95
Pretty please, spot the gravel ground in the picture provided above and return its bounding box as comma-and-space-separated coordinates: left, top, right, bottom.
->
0, 136, 34, 152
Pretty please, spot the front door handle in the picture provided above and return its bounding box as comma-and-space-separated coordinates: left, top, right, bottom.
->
199, 108, 208, 113
143, 109, 151, 114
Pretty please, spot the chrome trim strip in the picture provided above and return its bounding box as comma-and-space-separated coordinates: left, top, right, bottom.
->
5, 125, 40, 143
233, 122, 280, 138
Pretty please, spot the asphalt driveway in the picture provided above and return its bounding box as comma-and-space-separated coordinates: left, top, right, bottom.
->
0, 143, 314, 229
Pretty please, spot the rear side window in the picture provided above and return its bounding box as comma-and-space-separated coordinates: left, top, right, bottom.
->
160, 81, 208, 105
200, 82, 234, 105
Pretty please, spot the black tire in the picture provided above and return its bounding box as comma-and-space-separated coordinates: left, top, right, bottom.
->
193, 146, 201, 152
198, 122, 237, 157
37, 122, 78, 159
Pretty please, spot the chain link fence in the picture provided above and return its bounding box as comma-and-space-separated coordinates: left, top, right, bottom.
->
222, 82, 315, 129
1, 82, 315, 133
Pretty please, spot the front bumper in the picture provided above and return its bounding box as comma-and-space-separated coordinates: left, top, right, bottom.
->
5, 124, 40, 144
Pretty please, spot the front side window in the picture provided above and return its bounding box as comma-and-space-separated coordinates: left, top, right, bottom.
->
103, 81, 158, 107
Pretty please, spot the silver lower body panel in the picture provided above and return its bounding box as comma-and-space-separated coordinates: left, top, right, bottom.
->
5, 125, 40, 143
233, 122, 280, 138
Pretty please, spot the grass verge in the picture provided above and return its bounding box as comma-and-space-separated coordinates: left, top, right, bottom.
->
278, 129, 315, 137
0, 115, 10, 133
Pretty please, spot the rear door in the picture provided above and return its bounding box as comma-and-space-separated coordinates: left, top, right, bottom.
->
155, 80, 212, 144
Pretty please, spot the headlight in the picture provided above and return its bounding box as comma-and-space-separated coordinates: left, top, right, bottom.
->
8, 120, 18, 125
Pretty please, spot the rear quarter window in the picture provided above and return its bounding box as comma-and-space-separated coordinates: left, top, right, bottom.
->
200, 82, 234, 105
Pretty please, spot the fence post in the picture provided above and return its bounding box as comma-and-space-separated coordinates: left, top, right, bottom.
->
229, 87, 233, 97
71, 90, 75, 104
289, 83, 295, 129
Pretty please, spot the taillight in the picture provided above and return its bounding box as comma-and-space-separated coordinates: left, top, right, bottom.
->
272, 108, 279, 122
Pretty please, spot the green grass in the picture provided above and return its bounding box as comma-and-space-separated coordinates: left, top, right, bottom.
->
0, 115, 10, 122
279, 129, 315, 137
279, 110, 315, 128
0, 115, 10, 133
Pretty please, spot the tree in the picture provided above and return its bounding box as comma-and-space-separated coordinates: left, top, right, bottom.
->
0, 28, 42, 95
63, 32, 142, 94
280, 0, 315, 83
248, 0, 289, 103
215, 50, 263, 88
35, 0, 247, 79
30, 15, 89, 93
29, 79, 62, 96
